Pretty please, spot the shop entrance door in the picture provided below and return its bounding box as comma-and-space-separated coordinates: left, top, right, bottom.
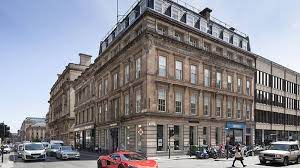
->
110, 128, 119, 152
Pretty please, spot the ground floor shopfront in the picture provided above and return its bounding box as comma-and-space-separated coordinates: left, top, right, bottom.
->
74, 124, 96, 150
95, 116, 255, 156
255, 124, 300, 145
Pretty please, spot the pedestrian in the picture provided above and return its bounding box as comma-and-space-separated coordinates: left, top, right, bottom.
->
232, 144, 246, 167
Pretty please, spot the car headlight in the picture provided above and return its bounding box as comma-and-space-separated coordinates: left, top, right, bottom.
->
259, 153, 264, 156
275, 154, 283, 158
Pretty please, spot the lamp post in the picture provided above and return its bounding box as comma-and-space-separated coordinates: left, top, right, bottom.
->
225, 128, 230, 159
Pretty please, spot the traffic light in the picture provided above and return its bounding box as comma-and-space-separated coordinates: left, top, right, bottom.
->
0, 123, 10, 138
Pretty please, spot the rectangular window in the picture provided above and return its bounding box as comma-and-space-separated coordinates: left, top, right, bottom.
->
238, 78, 242, 94
227, 75, 232, 91
215, 127, 221, 145
157, 125, 164, 151
113, 73, 118, 90
246, 80, 251, 96
200, 19, 207, 33
157, 24, 167, 35
204, 94, 210, 116
175, 92, 183, 113
171, 7, 179, 20
125, 94, 130, 115
203, 127, 208, 145
174, 31, 183, 41
104, 103, 108, 121
204, 69, 211, 87
159, 56, 167, 77
136, 58, 141, 79
154, 0, 163, 13
190, 65, 197, 84
175, 61, 183, 80
136, 90, 141, 113
246, 103, 251, 120
113, 98, 119, 120
216, 71, 222, 89
190, 94, 197, 115
104, 79, 108, 95
98, 82, 102, 97
173, 125, 180, 150
237, 100, 241, 119
189, 36, 198, 47
125, 64, 130, 84
227, 98, 232, 118
223, 31, 229, 43
216, 96, 222, 117
158, 88, 166, 112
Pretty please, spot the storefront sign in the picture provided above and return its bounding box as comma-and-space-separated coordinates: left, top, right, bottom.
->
226, 122, 245, 129
74, 125, 94, 132
110, 123, 118, 127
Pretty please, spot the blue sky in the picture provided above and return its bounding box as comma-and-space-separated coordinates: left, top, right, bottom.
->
1, 0, 300, 133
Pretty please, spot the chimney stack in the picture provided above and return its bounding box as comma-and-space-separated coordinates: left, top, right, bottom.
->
79, 53, 92, 66
200, 7, 212, 20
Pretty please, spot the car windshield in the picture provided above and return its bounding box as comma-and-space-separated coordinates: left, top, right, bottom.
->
61, 146, 72, 151
121, 153, 146, 161
25, 144, 44, 150
51, 144, 61, 149
269, 144, 290, 151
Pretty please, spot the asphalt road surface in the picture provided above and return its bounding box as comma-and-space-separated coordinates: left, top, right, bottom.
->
6, 152, 300, 168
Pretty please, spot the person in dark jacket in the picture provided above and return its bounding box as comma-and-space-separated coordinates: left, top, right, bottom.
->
232, 144, 246, 167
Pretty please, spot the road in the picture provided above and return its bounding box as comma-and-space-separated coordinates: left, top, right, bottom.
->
4, 152, 300, 168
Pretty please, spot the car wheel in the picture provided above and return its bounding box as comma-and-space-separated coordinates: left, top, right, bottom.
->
118, 165, 125, 168
260, 160, 266, 165
283, 157, 289, 166
297, 156, 300, 164
97, 160, 102, 168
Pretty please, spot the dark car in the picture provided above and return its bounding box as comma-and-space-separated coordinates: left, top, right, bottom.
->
47, 144, 61, 157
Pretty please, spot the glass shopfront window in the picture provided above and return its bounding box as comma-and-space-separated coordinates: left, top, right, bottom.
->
157, 125, 164, 151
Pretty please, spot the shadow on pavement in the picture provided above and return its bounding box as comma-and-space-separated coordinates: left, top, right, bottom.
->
11, 151, 99, 163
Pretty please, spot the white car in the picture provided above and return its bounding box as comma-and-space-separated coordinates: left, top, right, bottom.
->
17, 144, 24, 158
259, 141, 300, 166
22, 142, 46, 161
3, 145, 11, 154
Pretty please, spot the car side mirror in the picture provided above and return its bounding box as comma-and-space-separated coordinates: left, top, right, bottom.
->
115, 157, 121, 162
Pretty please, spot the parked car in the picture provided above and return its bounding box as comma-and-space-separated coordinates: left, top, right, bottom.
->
47, 143, 61, 157
42, 142, 49, 149
259, 141, 300, 166
50, 140, 64, 146
22, 142, 46, 161
195, 147, 209, 159
97, 151, 157, 168
2, 145, 11, 154
17, 144, 24, 158
56, 146, 80, 160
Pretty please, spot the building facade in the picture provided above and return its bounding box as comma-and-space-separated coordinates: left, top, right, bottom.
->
255, 56, 300, 144
47, 54, 91, 145
20, 117, 46, 142
74, 0, 256, 156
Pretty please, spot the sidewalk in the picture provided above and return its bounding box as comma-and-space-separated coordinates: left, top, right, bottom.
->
0, 154, 14, 168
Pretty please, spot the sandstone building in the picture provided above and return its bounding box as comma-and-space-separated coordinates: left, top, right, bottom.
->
20, 117, 46, 142
47, 54, 91, 145
73, 0, 256, 156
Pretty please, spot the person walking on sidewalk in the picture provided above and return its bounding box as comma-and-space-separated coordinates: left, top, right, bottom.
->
232, 144, 246, 167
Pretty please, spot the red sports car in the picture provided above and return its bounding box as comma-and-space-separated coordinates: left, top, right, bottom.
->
97, 151, 158, 168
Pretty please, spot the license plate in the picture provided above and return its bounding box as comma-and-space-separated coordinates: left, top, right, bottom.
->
265, 157, 273, 160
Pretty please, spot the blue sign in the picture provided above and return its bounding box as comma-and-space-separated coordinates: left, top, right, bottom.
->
226, 122, 245, 129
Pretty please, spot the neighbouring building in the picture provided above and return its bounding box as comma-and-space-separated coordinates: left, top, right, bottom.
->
73, 0, 256, 156
255, 56, 300, 144
20, 117, 46, 142
47, 54, 91, 145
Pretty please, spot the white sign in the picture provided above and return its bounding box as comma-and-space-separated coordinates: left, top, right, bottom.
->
158, 139, 163, 147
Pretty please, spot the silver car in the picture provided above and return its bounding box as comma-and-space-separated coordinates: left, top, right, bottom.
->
56, 146, 80, 160
47, 144, 61, 157
259, 141, 300, 166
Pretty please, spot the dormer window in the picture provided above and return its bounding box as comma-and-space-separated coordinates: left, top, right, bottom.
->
242, 40, 248, 50
128, 11, 136, 25
200, 18, 207, 33
223, 31, 229, 43
187, 13, 197, 27
154, 0, 163, 13
212, 25, 220, 38
171, 6, 180, 20
233, 35, 239, 47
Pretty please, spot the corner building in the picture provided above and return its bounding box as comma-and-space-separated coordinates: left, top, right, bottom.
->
74, 0, 256, 156
255, 56, 300, 144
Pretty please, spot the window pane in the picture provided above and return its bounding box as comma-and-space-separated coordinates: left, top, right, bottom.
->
159, 56, 166, 77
